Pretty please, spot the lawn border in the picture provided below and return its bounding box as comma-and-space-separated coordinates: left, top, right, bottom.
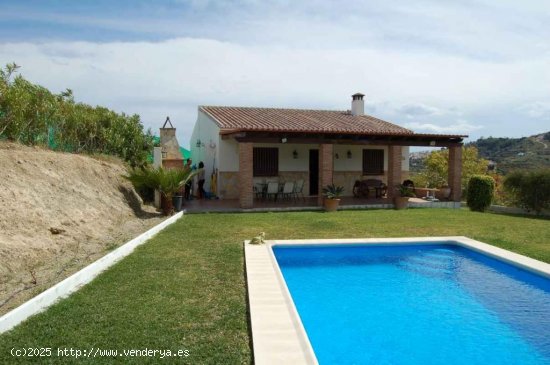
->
0, 211, 184, 334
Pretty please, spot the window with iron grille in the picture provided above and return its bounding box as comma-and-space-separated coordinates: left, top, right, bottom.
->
253, 147, 278, 177
362, 149, 384, 175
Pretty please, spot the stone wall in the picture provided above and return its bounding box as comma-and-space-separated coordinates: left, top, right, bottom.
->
219, 170, 410, 199
333, 171, 388, 197
162, 158, 184, 170
218, 171, 240, 199
276, 172, 309, 195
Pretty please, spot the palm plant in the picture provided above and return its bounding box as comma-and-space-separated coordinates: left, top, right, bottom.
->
398, 185, 415, 197
322, 184, 345, 199
125, 166, 197, 215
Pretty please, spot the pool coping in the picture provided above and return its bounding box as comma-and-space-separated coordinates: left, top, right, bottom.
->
244, 236, 550, 365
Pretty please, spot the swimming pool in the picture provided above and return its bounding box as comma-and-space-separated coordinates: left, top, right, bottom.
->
269, 240, 550, 365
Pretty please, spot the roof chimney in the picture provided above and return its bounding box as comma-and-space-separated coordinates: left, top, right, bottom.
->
351, 93, 365, 116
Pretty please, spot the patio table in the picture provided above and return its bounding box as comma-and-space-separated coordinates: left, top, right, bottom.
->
420, 187, 439, 201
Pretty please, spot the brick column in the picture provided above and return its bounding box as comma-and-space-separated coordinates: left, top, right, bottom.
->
239, 142, 253, 209
318, 144, 334, 206
448, 145, 462, 202
386, 146, 402, 199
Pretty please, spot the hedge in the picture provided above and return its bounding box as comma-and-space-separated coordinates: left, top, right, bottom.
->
467, 175, 495, 212
0, 63, 154, 167
504, 170, 550, 214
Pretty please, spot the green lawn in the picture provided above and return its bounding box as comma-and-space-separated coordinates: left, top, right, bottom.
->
1, 209, 549, 364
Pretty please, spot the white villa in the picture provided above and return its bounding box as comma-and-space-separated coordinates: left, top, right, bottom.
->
190, 93, 466, 208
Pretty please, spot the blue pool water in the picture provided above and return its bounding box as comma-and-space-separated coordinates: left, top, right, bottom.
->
273, 243, 550, 365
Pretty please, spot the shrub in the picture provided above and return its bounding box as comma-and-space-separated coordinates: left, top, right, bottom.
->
504, 170, 550, 214
0, 63, 154, 167
466, 175, 495, 212
125, 166, 196, 200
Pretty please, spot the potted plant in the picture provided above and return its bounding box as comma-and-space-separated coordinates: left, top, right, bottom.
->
394, 184, 415, 210
322, 183, 344, 212
438, 183, 451, 200
126, 166, 196, 215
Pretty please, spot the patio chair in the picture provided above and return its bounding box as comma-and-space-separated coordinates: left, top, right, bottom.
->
281, 181, 295, 201
253, 183, 264, 200
266, 182, 279, 201
293, 179, 305, 201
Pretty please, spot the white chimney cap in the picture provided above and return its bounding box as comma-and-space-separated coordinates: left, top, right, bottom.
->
351, 93, 365, 116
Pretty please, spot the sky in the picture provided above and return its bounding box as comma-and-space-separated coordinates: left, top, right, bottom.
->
1, 0, 549, 148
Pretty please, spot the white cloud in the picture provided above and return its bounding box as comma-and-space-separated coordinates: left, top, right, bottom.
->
404, 120, 483, 134
396, 103, 445, 118
518, 101, 550, 119
0, 37, 548, 146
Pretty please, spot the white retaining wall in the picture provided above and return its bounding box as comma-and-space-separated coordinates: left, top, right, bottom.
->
0, 211, 184, 334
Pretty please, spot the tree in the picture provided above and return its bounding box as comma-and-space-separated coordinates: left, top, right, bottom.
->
504, 170, 550, 213
412, 146, 489, 190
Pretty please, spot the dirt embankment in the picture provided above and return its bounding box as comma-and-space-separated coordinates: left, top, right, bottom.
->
0, 142, 164, 315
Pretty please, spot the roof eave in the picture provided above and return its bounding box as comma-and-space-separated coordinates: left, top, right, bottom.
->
219, 128, 466, 139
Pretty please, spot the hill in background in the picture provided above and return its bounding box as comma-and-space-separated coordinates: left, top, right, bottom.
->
410, 132, 550, 175
469, 132, 550, 174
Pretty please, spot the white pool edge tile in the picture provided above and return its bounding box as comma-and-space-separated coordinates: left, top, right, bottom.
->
245, 242, 318, 365
245, 236, 550, 364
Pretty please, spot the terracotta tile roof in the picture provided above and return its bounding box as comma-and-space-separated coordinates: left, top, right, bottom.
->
200, 106, 415, 136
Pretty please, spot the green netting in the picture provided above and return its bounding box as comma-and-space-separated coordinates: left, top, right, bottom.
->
48, 125, 56, 149
45, 125, 74, 152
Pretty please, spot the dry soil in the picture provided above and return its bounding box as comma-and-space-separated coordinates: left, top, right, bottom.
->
0, 142, 165, 315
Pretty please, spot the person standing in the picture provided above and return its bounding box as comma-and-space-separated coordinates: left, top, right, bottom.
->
197, 161, 206, 199
184, 158, 193, 200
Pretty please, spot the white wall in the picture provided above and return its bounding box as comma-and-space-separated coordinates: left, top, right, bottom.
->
333, 145, 409, 171
254, 143, 318, 171
402, 146, 410, 171
218, 138, 239, 172
190, 109, 221, 191
333, 145, 387, 171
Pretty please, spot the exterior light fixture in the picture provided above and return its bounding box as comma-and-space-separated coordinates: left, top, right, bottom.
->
281, 137, 288, 143
292, 150, 298, 159
347, 150, 352, 159
429, 140, 436, 146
